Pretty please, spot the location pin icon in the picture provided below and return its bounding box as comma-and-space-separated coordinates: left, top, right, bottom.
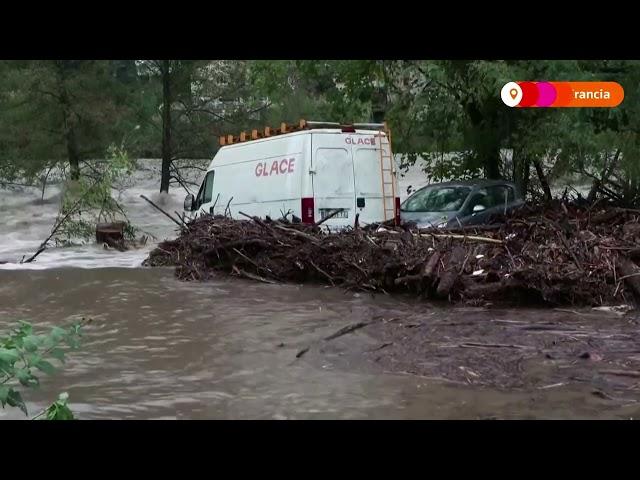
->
501, 82, 522, 107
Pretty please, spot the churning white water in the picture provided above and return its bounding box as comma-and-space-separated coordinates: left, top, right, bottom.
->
0, 159, 202, 269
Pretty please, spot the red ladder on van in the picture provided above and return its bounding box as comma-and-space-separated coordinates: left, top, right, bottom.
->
376, 124, 398, 224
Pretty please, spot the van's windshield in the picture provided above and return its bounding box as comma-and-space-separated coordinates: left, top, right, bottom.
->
402, 186, 471, 212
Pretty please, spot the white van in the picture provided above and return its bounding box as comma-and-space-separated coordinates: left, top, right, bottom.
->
183, 121, 400, 229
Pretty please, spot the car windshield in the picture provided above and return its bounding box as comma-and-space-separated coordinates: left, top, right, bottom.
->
402, 186, 472, 213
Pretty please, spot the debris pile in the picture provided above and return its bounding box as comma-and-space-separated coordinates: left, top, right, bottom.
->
144, 204, 640, 307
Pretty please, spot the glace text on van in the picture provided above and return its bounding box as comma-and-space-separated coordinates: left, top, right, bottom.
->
255, 158, 296, 177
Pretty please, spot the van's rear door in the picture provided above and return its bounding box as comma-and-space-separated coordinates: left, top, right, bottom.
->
352, 134, 386, 224
311, 133, 355, 228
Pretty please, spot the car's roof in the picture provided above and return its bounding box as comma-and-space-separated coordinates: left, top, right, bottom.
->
415, 179, 517, 190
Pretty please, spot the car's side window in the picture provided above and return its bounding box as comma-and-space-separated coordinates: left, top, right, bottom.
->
465, 189, 490, 214
501, 185, 515, 202
485, 185, 514, 209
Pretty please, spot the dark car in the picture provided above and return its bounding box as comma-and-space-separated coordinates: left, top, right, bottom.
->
400, 179, 524, 229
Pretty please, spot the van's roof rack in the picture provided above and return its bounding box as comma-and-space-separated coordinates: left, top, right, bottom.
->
218, 119, 388, 146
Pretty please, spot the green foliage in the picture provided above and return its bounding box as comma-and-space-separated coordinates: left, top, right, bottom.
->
135, 60, 268, 161
0, 60, 135, 183
250, 59, 640, 202
38, 392, 75, 420
248, 60, 371, 124
55, 144, 139, 244
0, 318, 87, 419
2, 59, 640, 203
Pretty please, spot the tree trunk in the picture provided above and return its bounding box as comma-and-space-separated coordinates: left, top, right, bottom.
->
464, 100, 501, 180
160, 60, 172, 194
66, 128, 80, 181
372, 110, 385, 123
56, 61, 81, 182
513, 150, 524, 190
513, 153, 531, 199
484, 145, 501, 180
631, 176, 640, 206
521, 158, 530, 198
371, 85, 387, 123
533, 158, 552, 202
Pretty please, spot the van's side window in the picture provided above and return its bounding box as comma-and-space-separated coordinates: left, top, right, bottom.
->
203, 171, 215, 204
196, 170, 215, 208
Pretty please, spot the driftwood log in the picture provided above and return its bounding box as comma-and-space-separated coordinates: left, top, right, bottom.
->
615, 256, 640, 301
436, 246, 467, 298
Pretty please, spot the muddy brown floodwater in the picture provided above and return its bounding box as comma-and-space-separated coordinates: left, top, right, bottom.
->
2, 267, 640, 420
2, 167, 639, 419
